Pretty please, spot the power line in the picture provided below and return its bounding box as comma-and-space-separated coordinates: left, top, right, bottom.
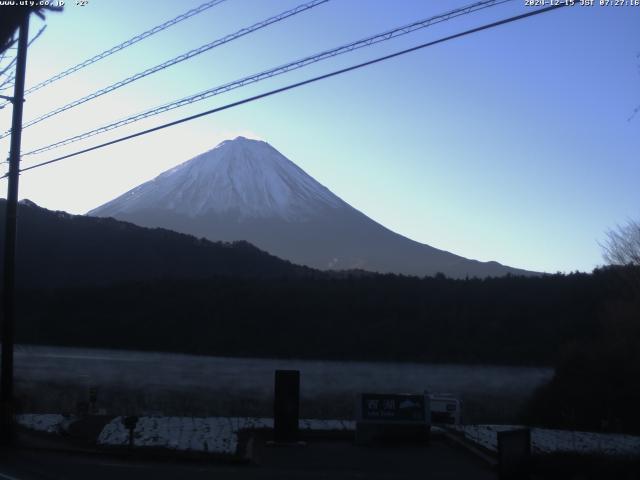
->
0, 0, 329, 139
21, 0, 514, 157
0, 0, 228, 110
10, 2, 572, 178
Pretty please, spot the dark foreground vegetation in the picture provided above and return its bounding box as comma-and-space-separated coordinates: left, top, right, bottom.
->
2, 200, 639, 434
526, 284, 640, 434
14, 267, 628, 366
14, 267, 640, 434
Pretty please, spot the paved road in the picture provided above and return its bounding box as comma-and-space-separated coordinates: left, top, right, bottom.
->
0, 437, 497, 480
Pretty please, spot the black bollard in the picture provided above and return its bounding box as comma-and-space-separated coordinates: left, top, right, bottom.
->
273, 370, 299, 443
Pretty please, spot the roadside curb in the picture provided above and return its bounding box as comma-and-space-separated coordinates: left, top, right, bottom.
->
442, 429, 498, 468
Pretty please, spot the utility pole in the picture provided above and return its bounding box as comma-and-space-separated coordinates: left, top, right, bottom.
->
1, 13, 30, 446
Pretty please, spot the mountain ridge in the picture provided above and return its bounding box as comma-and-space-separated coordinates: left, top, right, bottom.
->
0, 199, 313, 288
89, 136, 536, 278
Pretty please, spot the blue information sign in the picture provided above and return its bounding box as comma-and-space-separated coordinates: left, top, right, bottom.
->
359, 393, 427, 423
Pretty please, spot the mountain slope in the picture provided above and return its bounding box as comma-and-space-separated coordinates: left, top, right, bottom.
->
0, 199, 310, 288
92, 137, 344, 221
89, 137, 534, 278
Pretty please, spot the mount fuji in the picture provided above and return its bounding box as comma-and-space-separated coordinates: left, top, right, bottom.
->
88, 137, 532, 278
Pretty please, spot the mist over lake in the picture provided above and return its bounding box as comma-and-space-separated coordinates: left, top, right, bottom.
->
13, 345, 552, 423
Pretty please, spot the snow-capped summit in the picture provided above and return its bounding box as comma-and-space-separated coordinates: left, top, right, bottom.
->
93, 136, 344, 221
89, 137, 534, 278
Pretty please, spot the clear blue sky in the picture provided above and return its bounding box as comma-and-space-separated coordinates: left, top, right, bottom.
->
0, 0, 638, 273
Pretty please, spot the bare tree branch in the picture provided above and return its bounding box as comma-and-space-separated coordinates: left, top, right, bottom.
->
0, 25, 45, 80
0, 24, 46, 99
0, 55, 17, 78
28, 25, 46, 47
1, 37, 17, 54
0, 72, 15, 91
602, 219, 640, 266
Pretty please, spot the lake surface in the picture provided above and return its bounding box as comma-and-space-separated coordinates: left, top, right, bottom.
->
13, 345, 553, 421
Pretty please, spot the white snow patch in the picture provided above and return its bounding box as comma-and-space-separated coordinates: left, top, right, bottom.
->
452, 424, 640, 458
97, 416, 355, 455
16, 414, 74, 434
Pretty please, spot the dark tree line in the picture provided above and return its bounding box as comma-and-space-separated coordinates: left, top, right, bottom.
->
13, 266, 635, 368
525, 221, 640, 434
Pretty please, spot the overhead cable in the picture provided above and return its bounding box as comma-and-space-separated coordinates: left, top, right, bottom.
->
10, 2, 572, 178
0, 0, 329, 138
0, 0, 229, 109
22, 0, 514, 156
